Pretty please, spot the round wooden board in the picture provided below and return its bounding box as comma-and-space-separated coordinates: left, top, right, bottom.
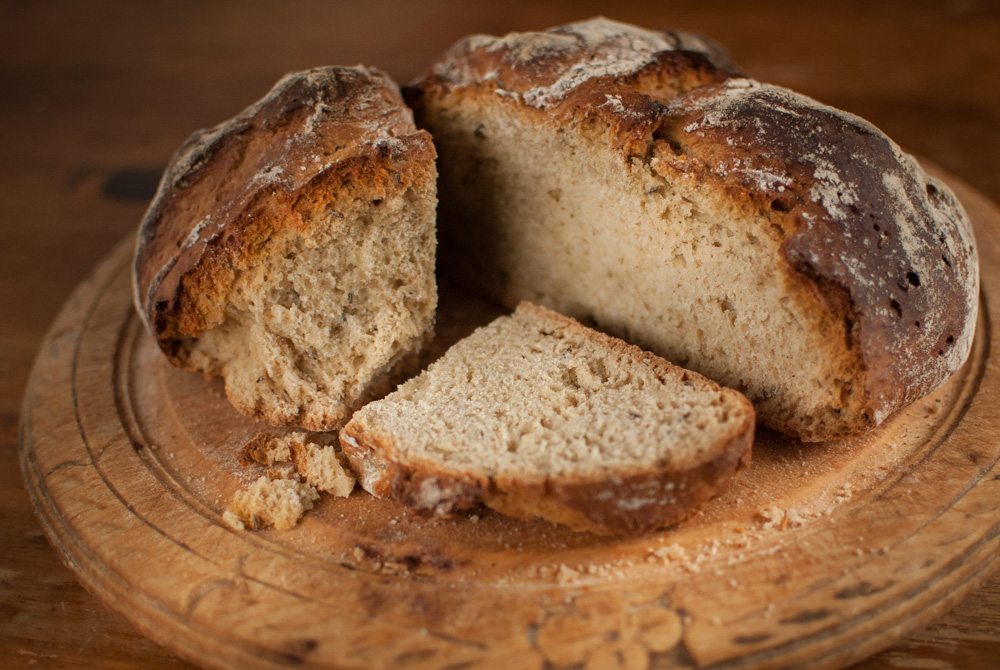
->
19, 167, 1000, 670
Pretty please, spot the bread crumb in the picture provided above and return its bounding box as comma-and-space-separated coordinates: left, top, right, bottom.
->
833, 482, 854, 505
785, 508, 815, 527
757, 505, 786, 529
222, 509, 245, 531
682, 561, 701, 575
225, 475, 319, 531
757, 505, 817, 530
556, 564, 580, 584
649, 544, 688, 563
241, 433, 294, 466
231, 432, 358, 530
291, 439, 356, 496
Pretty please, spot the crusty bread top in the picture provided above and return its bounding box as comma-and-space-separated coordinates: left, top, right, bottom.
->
416, 16, 739, 112
133, 65, 435, 357
410, 18, 979, 426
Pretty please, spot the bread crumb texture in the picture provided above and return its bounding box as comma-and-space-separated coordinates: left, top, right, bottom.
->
226, 431, 356, 531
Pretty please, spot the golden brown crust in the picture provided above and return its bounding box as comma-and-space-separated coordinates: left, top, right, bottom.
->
339, 303, 756, 535
133, 65, 436, 362
652, 80, 979, 429
409, 17, 739, 107
405, 17, 740, 144
407, 18, 979, 439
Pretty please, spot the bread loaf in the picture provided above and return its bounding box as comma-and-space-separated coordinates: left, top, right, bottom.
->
133, 66, 438, 431
407, 17, 979, 441
340, 302, 754, 535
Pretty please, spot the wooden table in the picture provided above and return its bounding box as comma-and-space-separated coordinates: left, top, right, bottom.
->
2, 2, 998, 667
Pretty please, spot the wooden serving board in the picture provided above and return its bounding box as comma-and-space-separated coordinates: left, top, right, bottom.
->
19, 169, 1000, 670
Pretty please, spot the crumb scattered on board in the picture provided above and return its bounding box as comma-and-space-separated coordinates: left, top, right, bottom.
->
224, 432, 355, 531
220, 425, 893, 587
512, 476, 879, 587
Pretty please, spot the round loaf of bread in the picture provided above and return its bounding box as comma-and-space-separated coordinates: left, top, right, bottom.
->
407, 17, 979, 441
133, 66, 438, 431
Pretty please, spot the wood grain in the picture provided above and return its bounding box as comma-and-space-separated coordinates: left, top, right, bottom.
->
3, 2, 999, 668
15, 166, 1000, 669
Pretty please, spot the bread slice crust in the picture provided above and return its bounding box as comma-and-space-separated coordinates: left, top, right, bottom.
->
340, 302, 755, 535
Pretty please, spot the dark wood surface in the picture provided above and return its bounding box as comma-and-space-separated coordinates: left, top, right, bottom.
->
1, 1, 998, 667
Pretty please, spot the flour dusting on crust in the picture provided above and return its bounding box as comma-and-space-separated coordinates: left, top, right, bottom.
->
663, 78, 978, 417
430, 17, 735, 109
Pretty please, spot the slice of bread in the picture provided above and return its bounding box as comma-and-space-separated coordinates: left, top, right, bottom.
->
340, 302, 754, 535
133, 66, 438, 431
407, 17, 979, 441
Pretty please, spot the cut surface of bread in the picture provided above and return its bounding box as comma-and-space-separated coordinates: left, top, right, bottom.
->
340, 302, 754, 535
134, 66, 437, 430
408, 17, 979, 441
